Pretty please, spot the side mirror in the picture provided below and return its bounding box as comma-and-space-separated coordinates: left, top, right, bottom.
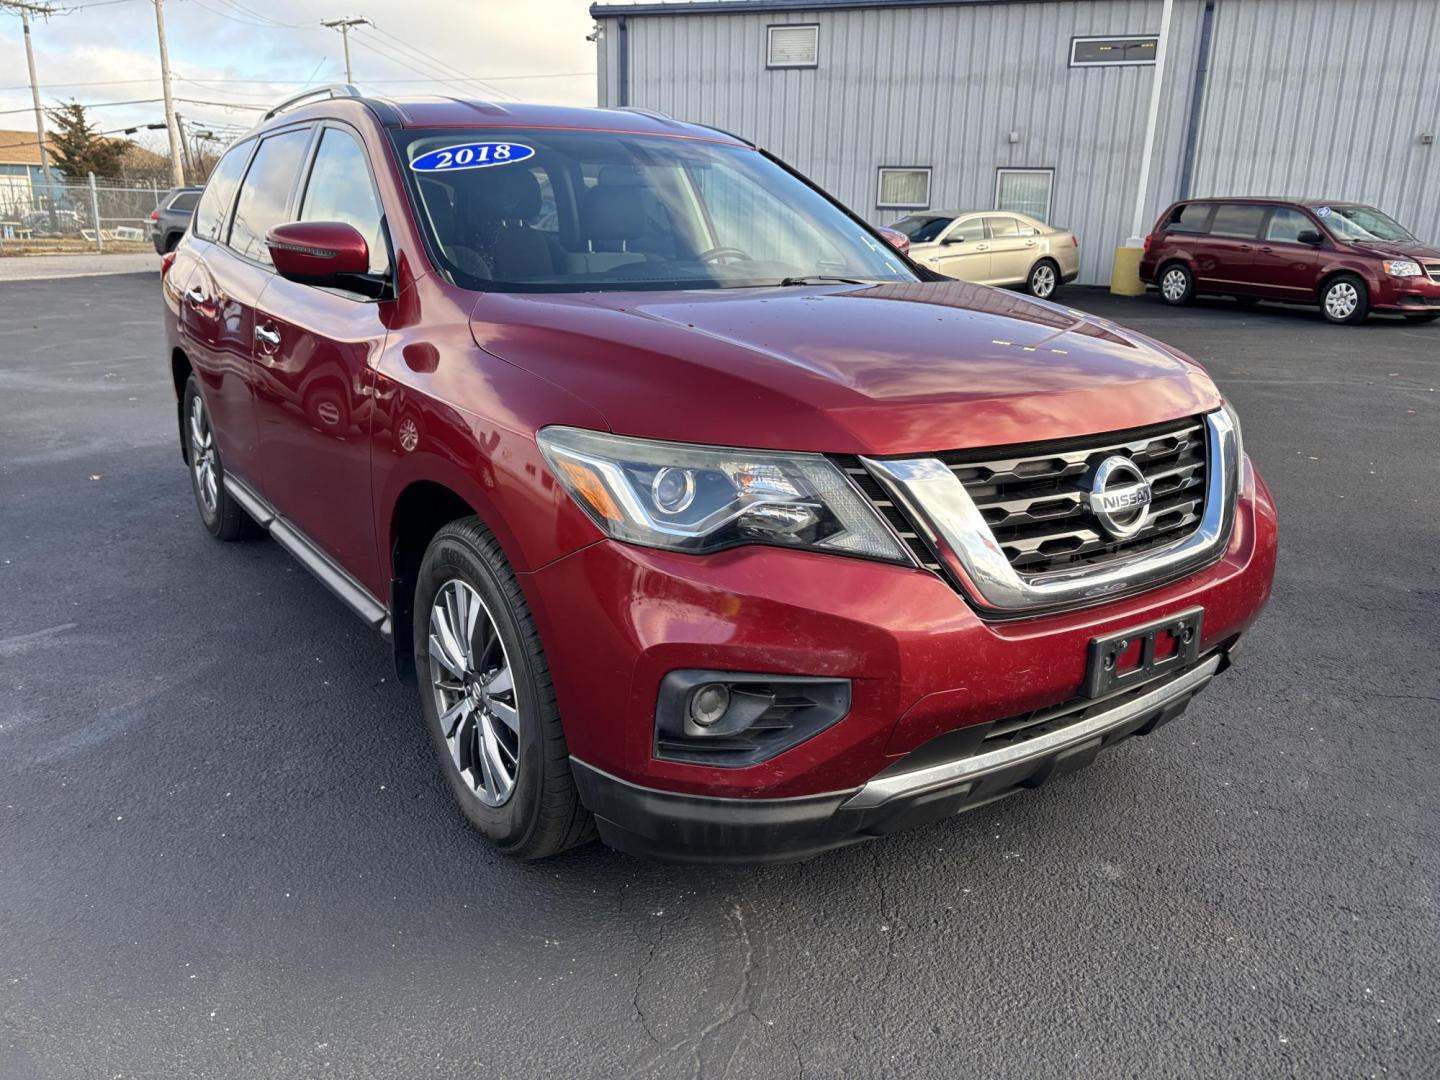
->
266, 221, 371, 286
1296, 229, 1324, 246
876, 226, 910, 255
941, 234, 966, 246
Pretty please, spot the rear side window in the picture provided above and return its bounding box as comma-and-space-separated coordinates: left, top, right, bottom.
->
192, 141, 253, 241
170, 191, 199, 212
1209, 204, 1266, 239
986, 216, 1024, 238
299, 127, 389, 275
1165, 203, 1213, 233
228, 128, 312, 265
1265, 207, 1314, 243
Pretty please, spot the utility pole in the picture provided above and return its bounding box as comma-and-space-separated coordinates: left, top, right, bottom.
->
321, 16, 370, 83
175, 113, 196, 183
5, 1, 58, 227
151, 0, 185, 187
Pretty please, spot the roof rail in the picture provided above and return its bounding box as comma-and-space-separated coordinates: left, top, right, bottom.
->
263, 83, 363, 121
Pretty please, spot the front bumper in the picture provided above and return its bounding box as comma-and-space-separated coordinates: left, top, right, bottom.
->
1370, 271, 1440, 312
523, 458, 1277, 858
572, 650, 1226, 862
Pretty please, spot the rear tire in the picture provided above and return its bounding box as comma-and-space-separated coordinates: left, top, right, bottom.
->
1025, 259, 1060, 299
182, 375, 259, 541
1320, 274, 1369, 325
1159, 263, 1194, 306
414, 517, 593, 860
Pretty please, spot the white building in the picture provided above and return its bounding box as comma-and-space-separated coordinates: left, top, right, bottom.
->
590, 0, 1440, 285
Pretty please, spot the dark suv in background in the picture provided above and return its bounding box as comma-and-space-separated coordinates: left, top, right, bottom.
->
149, 186, 201, 253
1141, 198, 1440, 325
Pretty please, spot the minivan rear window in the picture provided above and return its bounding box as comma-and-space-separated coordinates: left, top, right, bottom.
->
1209, 204, 1267, 239
1166, 203, 1213, 233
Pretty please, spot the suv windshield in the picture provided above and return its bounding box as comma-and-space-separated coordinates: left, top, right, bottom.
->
1319, 205, 1415, 243
393, 128, 915, 292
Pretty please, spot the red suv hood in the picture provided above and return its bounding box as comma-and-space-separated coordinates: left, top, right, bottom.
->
470, 280, 1220, 455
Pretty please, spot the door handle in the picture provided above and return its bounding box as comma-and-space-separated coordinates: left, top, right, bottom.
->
254, 325, 281, 349
1259, 246, 1274, 253
1239, 244, 1253, 251
185, 286, 205, 304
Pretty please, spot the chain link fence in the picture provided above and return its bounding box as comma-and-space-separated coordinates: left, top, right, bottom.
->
0, 175, 167, 251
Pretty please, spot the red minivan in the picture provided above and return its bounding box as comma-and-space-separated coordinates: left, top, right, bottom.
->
163, 88, 1277, 862
1140, 197, 1440, 325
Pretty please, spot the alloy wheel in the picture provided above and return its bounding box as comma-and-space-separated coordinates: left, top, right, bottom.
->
188, 395, 219, 516
1325, 282, 1358, 320
427, 579, 521, 807
1031, 264, 1056, 298
1162, 268, 1188, 302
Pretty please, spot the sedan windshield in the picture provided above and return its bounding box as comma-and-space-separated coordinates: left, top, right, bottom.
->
891, 214, 954, 243
393, 128, 916, 292
1319, 205, 1416, 243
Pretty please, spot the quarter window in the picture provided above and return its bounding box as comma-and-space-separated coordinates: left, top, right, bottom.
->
228, 128, 312, 265
1071, 36, 1158, 66
300, 127, 389, 274
767, 24, 818, 68
877, 167, 931, 210
995, 168, 1053, 223
191, 140, 252, 241
1209, 203, 1267, 239
1166, 202, 1213, 233
1265, 207, 1314, 243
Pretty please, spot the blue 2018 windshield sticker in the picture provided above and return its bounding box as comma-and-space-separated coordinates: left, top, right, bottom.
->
410, 142, 535, 173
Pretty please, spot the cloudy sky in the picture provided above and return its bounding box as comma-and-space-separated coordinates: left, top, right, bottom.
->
1, 0, 600, 152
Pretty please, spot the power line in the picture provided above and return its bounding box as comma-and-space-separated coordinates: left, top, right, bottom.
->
357, 24, 515, 100
0, 94, 262, 114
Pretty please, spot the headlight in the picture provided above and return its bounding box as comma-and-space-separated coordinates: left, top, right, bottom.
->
537, 426, 910, 563
1383, 259, 1422, 277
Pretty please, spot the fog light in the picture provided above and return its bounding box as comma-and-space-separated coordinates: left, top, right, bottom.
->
688, 683, 730, 727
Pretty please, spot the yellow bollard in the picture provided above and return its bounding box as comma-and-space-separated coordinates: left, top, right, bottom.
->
1110, 246, 1146, 297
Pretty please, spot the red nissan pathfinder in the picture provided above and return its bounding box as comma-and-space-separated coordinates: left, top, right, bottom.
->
162, 89, 1277, 862
1140, 197, 1440, 324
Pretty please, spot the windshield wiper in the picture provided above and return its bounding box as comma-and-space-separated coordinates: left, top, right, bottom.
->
776, 275, 880, 286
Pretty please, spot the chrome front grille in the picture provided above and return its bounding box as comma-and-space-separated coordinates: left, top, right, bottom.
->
940, 419, 1208, 574
852, 409, 1239, 614
1426, 264, 1440, 284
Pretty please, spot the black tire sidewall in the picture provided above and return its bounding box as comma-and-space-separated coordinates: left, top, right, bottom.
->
413, 528, 548, 852
1028, 260, 1059, 298
1321, 274, 1368, 324
1159, 263, 1193, 305
182, 376, 223, 536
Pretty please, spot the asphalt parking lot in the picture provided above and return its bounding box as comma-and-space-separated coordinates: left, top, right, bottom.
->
1, 272, 1436, 1080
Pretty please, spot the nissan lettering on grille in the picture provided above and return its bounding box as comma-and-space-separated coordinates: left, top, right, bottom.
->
1085, 455, 1154, 539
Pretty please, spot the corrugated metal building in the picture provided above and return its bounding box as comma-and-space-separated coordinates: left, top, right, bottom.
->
589, 0, 1440, 285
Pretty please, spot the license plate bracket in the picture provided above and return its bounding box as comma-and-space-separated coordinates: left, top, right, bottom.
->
1084, 607, 1203, 698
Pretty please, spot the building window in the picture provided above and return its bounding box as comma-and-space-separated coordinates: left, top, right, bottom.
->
768, 24, 819, 68
877, 167, 931, 210
1070, 36, 1158, 67
995, 168, 1054, 223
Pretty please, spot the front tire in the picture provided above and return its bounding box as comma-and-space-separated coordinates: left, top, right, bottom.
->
1159, 263, 1194, 306
1025, 260, 1059, 299
414, 517, 592, 860
182, 375, 258, 541
1320, 274, 1369, 324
